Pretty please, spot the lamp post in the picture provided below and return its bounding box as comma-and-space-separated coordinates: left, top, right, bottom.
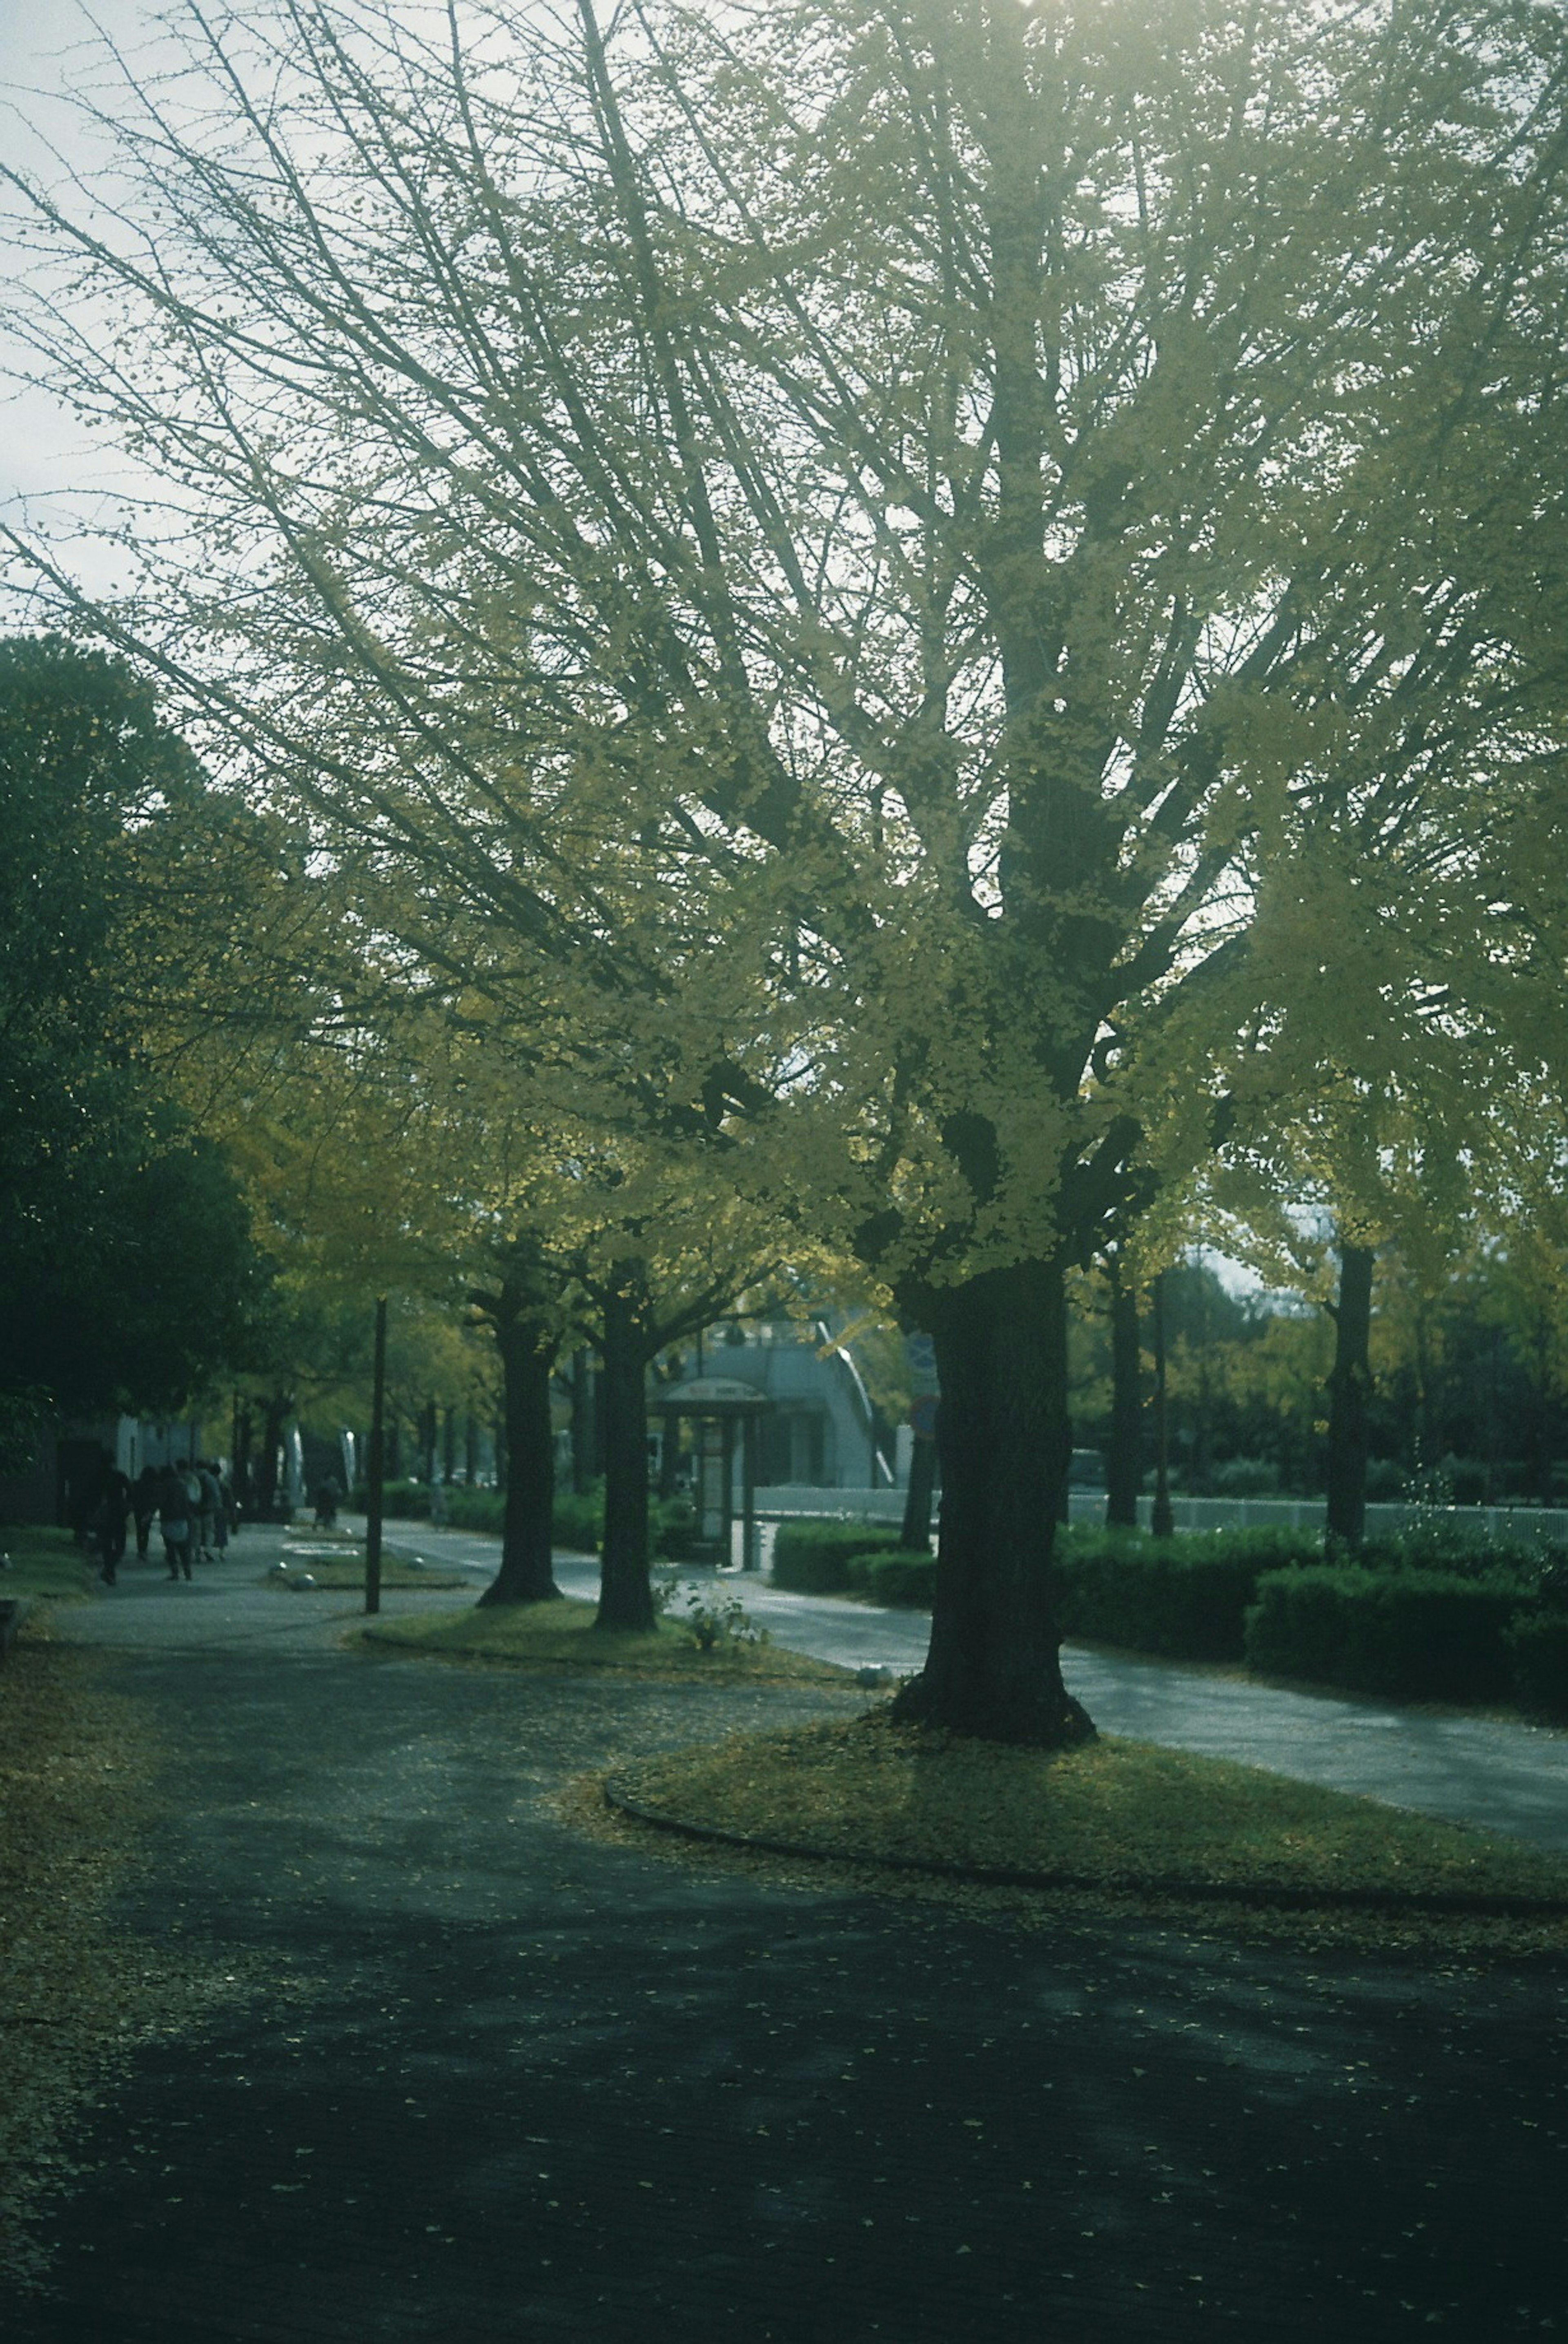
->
1152, 1272, 1174, 1540
365, 1297, 388, 1615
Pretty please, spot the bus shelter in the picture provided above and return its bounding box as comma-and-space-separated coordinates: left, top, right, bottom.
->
655, 1376, 771, 1568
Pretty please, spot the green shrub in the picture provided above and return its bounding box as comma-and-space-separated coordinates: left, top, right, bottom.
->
347, 1479, 697, 1558
346, 1478, 430, 1520
1060, 1523, 1321, 1571
1241, 1567, 1352, 1686
1244, 1567, 1530, 1702
1506, 1611, 1568, 1720
445, 1488, 505, 1533
1206, 1457, 1279, 1497
651, 1494, 700, 1561
771, 1522, 902, 1593
1054, 1525, 1321, 1662
849, 1548, 938, 1608
551, 1487, 603, 1553
1358, 1524, 1568, 1586
669, 1580, 770, 1652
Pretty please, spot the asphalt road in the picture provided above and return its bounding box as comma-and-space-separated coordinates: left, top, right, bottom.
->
9, 1529, 1564, 2344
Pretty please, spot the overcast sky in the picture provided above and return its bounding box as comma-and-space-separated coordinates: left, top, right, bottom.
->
0, 0, 168, 602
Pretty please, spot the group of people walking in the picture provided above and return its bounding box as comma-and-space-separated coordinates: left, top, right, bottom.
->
88, 1459, 238, 1584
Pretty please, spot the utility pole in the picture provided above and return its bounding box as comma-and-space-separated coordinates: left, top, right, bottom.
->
1152, 1272, 1175, 1540
365, 1297, 387, 1615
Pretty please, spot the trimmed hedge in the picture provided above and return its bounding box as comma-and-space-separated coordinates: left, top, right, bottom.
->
767, 1521, 1319, 1643
1504, 1611, 1568, 1720
1357, 1525, 1568, 1588
1054, 1526, 1322, 1662
347, 1478, 430, 1519
445, 1488, 504, 1533
771, 1522, 903, 1593
848, 1549, 939, 1608
1243, 1567, 1531, 1703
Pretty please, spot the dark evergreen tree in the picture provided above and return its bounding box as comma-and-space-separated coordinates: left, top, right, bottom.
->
0, 637, 264, 1419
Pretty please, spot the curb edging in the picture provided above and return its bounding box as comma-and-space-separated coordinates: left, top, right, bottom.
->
601, 1774, 1568, 1918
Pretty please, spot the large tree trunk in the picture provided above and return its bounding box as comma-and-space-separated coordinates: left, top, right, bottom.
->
477, 1314, 561, 1607
891, 1260, 1094, 1746
1325, 1241, 1375, 1549
1105, 1255, 1142, 1528
596, 1262, 655, 1633
900, 1433, 937, 1550
570, 1349, 600, 1492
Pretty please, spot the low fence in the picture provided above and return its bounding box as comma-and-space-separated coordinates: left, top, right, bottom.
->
1123, 1496, 1568, 1542
753, 1484, 1568, 1544
753, 1483, 908, 1523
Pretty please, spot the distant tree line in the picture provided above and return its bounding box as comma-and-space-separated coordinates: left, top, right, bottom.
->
1071, 1251, 1568, 1512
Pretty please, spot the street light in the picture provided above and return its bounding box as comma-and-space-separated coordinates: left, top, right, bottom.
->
365, 1297, 387, 1615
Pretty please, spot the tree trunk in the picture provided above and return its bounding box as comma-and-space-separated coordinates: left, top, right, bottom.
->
1151, 1273, 1175, 1538
1105, 1256, 1142, 1528
657, 1401, 680, 1500
1528, 1317, 1555, 1506
596, 1263, 655, 1633
477, 1314, 561, 1607
257, 1397, 288, 1516
570, 1349, 598, 1493
900, 1433, 937, 1550
232, 1404, 254, 1511
1325, 1241, 1375, 1549
891, 1260, 1094, 1746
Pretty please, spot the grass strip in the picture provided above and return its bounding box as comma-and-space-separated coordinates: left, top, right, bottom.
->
0, 1526, 96, 1606
363, 1592, 859, 1685
604, 1716, 1568, 1921
0, 1632, 164, 2282
0, 1621, 283, 2287
265, 1544, 468, 1592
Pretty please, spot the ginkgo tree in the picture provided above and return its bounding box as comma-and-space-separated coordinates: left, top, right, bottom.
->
4, 0, 1568, 1740
388, 1019, 794, 1630
210, 940, 793, 1624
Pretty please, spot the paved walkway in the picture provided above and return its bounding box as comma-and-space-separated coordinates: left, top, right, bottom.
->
365, 1519, 1568, 1855
7, 1532, 1564, 2342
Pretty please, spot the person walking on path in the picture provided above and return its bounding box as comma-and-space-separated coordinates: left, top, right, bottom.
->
158, 1463, 194, 1581
91, 1463, 131, 1584
210, 1462, 235, 1553
194, 1461, 223, 1562
131, 1464, 159, 1562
